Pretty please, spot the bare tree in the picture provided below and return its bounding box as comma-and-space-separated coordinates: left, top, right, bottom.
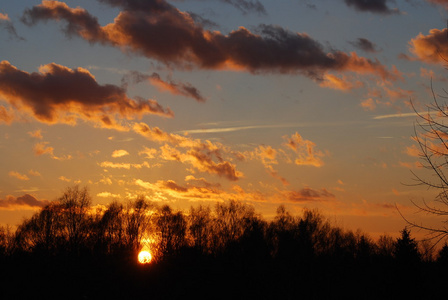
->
58, 185, 92, 253
403, 87, 448, 244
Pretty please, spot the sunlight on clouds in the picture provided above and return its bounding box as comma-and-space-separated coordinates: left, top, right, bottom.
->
97, 191, 121, 198
8, 171, 29, 181
111, 149, 129, 158
59, 176, 71, 182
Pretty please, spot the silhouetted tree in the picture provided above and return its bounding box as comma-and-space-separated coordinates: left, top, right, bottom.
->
377, 234, 395, 259
436, 243, 448, 265
124, 196, 155, 252
157, 205, 187, 256
188, 205, 212, 254
267, 205, 298, 259
14, 202, 64, 254
0, 225, 13, 256
95, 201, 125, 254
394, 228, 421, 265
58, 185, 92, 253
403, 93, 448, 244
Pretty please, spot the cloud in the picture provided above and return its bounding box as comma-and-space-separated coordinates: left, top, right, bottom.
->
319, 73, 364, 91
420, 67, 448, 81
9, 171, 30, 181
33, 142, 72, 160
282, 187, 336, 203
0, 61, 173, 129
220, 0, 267, 15
408, 28, 448, 63
426, 0, 448, 9
349, 38, 380, 53
284, 132, 325, 167
405, 144, 420, 157
123, 71, 206, 102
133, 122, 243, 181
361, 98, 377, 111
135, 178, 225, 202
111, 149, 129, 158
59, 176, 71, 182
28, 129, 43, 139
0, 13, 24, 40
28, 170, 42, 177
22, 1, 399, 82
99, 161, 150, 169
0, 194, 50, 210
343, 0, 400, 14
97, 191, 121, 198
0, 13, 9, 21
139, 147, 158, 159
0, 105, 16, 124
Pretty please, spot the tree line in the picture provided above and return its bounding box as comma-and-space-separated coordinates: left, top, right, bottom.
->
1, 185, 448, 299
0, 185, 446, 264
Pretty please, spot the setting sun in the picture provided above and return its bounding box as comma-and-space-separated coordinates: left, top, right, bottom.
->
138, 251, 152, 264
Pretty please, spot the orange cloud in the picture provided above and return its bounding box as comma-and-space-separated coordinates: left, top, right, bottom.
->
22, 1, 399, 81
139, 147, 158, 159
0, 194, 50, 210
427, 0, 448, 9
408, 28, 448, 63
0, 13, 9, 21
97, 191, 121, 198
0, 105, 15, 124
405, 145, 421, 157
0, 61, 173, 129
8, 171, 30, 181
111, 149, 129, 158
28, 170, 42, 177
319, 73, 364, 91
99, 161, 150, 169
59, 176, 71, 182
28, 129, 43, 139
33, 142, 72, 160
284, 132, 324, 167
361, 98, 377, 111
282, 187, 336, 203
134, 122, 243, 181
124, 71, 206, 102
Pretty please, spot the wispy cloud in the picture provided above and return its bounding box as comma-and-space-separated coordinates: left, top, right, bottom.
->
123, 71, 206, 102
373, 112, 429, 120
9, 171, 30, 181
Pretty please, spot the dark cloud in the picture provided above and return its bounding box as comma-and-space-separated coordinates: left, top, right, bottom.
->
187, 12, 219, 29
426, 0, 448, 9
220, 0, 267, 15
21, 0, 399, 82
0, 194, 50, 209
0, 61, 173, 128
285, 187, 335, 202
123, 71, 206, 102
344, 0, 400, 14
349, 38, 380, 53
0, 13, 25, 40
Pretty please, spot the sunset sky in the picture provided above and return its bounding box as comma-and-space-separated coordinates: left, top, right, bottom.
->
2, 0, 448, 238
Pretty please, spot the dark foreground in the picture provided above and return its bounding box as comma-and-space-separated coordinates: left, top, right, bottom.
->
1, 250, 447, 300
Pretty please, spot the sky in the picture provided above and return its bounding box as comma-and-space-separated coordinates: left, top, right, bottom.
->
1, 0, 448, 239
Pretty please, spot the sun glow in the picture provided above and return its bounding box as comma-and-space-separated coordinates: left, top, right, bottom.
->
138, 250, 152, 264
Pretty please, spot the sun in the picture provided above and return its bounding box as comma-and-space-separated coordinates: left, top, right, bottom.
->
138, 250, 152, 264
